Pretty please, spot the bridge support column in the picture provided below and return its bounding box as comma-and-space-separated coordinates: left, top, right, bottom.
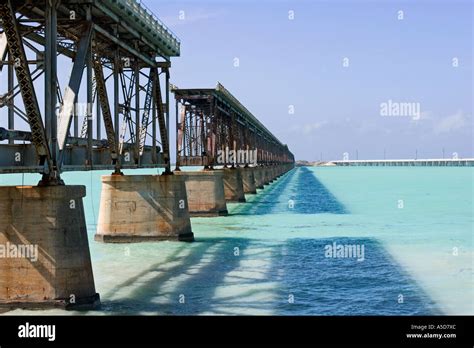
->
263, 167, 273, 185
221, 168, 246, 202
273, 166, 280, 179
175, 171, 228, 217
253, 167, 264, 189
239, 167, 257, 194
276, 165, 283, 178
96, 175, 194, 242
272, 167, 278, 180
274, 166, 281, 179
269, 166, 277, 181
0, 185, 100, 310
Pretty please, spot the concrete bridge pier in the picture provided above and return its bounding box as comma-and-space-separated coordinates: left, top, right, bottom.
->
278, 165, 288, 177
275, 164, 284, 179
221, 168, 246, 202
278, 165, 286, 176
175, 170, 228, 217
0, 185, 100, 310
263, 167, 274, 185
253, 167, 265, 189
258, 167, 270, 186
282, 164, 292, 174
270, 166, 279, 181
95, 174, 194, 242
270, 166, 277, 182
239, 167, 257, 194
277, 165, 284, 178
274, 166, 280, 179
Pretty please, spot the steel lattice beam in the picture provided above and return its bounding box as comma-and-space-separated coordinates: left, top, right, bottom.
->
57, 23, 93, 153
0, 1, 174, 174
92, 56, 119, 165
0, 1, 53, 174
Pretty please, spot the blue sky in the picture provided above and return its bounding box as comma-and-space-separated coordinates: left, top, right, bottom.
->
0, 0, 471, 161
152, 0, 473, 161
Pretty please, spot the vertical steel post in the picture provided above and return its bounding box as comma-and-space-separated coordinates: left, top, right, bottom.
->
152, 84, 157, 164
113, 32, 120, 147
135, 59, 140, 164
86, 7, 93, 166
165, 67, 170, 148
86, 54, 93, 165
163, 67, 171, 174
44, 0, 59, 182
7, 58, 14, 144
73, 94, 78, 137
188, 109, 191, 163
174, 99, 180, 170
208, 98, 215, 169
96, 89, 101, 140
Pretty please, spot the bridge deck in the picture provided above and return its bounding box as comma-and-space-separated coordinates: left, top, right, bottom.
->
11, 0, 179, 61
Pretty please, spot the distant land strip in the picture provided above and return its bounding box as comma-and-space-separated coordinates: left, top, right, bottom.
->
296, 159, 474, 167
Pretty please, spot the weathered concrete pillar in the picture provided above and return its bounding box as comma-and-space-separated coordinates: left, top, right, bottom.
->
259, 167, 269, 186
96, 175, 194, 242
175, 170, 228, 217
253, 167, 264, 189
275, 166, 281, 179
270, 166, 277, 181
239, 167, 257, 194
277, 166, 282, 177
0, 185, 100, 310
273, 166, 279, 179
221, 168, 246, 202
263, 167, 273, 185
266, 168, 273, 183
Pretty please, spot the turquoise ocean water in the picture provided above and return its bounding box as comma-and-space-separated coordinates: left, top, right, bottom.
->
1, 166, 473, 315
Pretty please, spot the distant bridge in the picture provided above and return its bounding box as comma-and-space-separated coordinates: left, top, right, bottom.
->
331, 159, 474, 167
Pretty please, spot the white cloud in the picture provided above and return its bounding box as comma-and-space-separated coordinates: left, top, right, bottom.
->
160, 10, 227, 27
433, 110, 470, 135
287, 121, 327, 135
410, 110, 433, 124
302, 122, 325, 135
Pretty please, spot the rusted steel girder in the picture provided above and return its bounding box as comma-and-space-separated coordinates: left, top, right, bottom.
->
173, 83, 294, 169
0, 0, 176, 176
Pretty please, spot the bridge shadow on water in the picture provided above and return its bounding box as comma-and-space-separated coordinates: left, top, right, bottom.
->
268, 237, 441, 315
95, 236, 440, 315
98, 237, 265, 315
231, 167, 347, 216
84, 169, 438, 315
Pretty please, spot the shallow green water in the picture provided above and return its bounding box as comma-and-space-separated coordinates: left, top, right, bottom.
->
1, 166, 472, 315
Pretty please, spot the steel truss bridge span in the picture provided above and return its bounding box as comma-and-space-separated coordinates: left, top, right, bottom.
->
0, 0, 178, 181
173, 83, 295, 169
